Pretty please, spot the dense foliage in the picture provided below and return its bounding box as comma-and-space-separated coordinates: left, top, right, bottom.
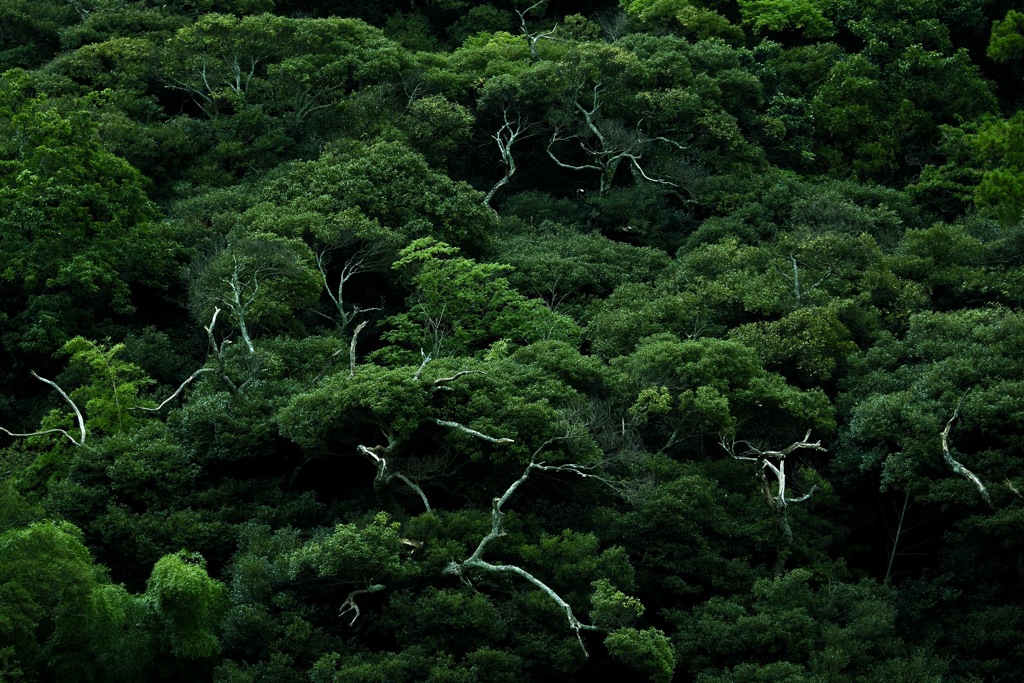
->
2, 0, 1023, 680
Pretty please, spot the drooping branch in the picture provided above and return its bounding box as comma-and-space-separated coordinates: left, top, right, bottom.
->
941, 395, 994, 509
0, 371, 86, 447
339, 583, 386, 626
356, 444, 433, 514
393, 472, 432, 513
443, 455, 601, 654
135, 368, 214, 412
547, 84, 686, 194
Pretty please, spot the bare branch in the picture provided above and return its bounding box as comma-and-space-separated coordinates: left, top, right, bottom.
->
721, 431, 825, 568
431, 370, 484, 387
393, 472, 432, 513
517, 1, 562, 59
431, 418, 514, 444
339, 584, 386, 626
136, 368, 214, 412
444, 456, 601, 654
357, 443, 432, 513
483, 107, 536, 209
349, 321, 368, 377
205, 307, 238, 394
357, 444, 388, 481
412, 351, 432, 381
941, 394, 994, 509
1, 372, 86, 446
316, 245, 384, 329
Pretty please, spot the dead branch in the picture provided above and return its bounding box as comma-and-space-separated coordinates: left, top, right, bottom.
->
721, 431, 825, 569
315, 246, 384, 330
412, 351, 431, 381
431, 418, 514, 444
431, 370, 484, 389
443, 456, 601, 654
1, 371, 86, 446
349, 321, 368, 377
941, 395, 994, 509
517, 1, 562, 59
135, 368, 214, 412
393, 472, 432, 513
205, 307, 239, 393
483, 106, 536, 209
339, 583, 386, 626
357, 444, 432, 513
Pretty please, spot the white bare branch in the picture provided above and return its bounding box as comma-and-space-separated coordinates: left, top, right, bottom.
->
431, 418, 514, 444
483, 106, 536, 209
339, 584, 386, 626
517, 1, 562, 59
721, 431, 825, 563
444, 456, 601, 654
941, 395, 994, 509
316, 246, 384, 329
205, 307, 239, 393
547, 83, 687, 194
412, 351, 432, 381
349, 321, 368, 377
357, 444, 432, 513
393, 472, 432, 513
1, 371, 86, 447
431, 370, 484, 387
135, 368, 214, 412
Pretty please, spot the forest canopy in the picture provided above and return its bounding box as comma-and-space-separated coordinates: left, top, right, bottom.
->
2, 0, 1023, 681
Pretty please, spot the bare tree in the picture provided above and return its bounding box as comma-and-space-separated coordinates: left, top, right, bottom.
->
516, 1, 561, 59
314, 245, 383, 331
721, 431, 825, 572
482, 105, 536, 209
593, 9, 631, 42
547, 84, 689, 195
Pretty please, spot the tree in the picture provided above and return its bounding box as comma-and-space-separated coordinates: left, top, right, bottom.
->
0, 71, 167, 357
189, 233, 320, 355
380, 238, 579, 362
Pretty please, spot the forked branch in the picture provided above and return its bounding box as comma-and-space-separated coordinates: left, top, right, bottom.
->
443, 455, 601, 654
0, 371, 86, 447
339, 584, 386, 626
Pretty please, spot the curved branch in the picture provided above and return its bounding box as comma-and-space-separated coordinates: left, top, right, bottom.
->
431, 370, 483, 387
136, 368, 213, 412
941, 395, 994, 509
1, 372, 86, 446
444, 457, 600, 654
